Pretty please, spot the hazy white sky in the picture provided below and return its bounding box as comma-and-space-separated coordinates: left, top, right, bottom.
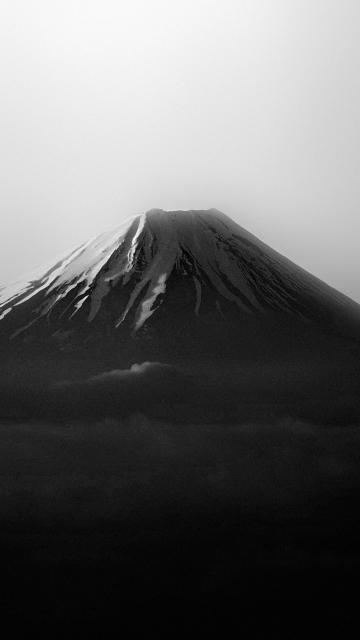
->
0, 0, 359, 301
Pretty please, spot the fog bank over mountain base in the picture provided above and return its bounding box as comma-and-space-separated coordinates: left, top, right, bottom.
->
1, 411, 360, 635
1, 416, 360, 523
0, 355, 359, 636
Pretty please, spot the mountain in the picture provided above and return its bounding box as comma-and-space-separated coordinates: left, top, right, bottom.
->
0, 208, 359, 389
1, 222, 359, 632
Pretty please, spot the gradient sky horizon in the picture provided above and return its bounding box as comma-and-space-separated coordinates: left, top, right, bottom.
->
0, 0, 359, 303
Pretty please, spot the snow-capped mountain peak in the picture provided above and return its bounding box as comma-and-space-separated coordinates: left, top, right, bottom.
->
0, 208, 357, 339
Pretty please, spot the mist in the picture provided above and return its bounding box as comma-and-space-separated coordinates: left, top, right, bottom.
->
0, 0, 359, 302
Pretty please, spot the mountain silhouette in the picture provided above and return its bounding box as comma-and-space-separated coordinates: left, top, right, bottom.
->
0, 208, 359, 397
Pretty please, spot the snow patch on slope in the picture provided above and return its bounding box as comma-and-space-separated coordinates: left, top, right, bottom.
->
135, 272, 167, 330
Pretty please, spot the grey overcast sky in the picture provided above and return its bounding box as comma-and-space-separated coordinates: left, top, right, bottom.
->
0, 0, 359, 301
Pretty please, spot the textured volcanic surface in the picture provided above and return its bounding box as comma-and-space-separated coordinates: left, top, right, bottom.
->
0, 208, 359, 384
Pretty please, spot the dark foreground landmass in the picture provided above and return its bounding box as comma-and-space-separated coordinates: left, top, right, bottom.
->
0, 416, 360, 637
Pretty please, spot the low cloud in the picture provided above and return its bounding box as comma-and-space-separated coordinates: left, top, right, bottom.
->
0, 359, 359, 426
87, 361, 174, 381
0, 361, 200, 421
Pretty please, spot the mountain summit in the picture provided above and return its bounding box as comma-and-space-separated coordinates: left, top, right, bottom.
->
0, 208, 359, 381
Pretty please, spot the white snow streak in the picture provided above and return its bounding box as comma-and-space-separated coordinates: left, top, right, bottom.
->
70, 295, 88, 318
123, 213, 146, 283
0, 307, 12, 320
135, 272, 167, 330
